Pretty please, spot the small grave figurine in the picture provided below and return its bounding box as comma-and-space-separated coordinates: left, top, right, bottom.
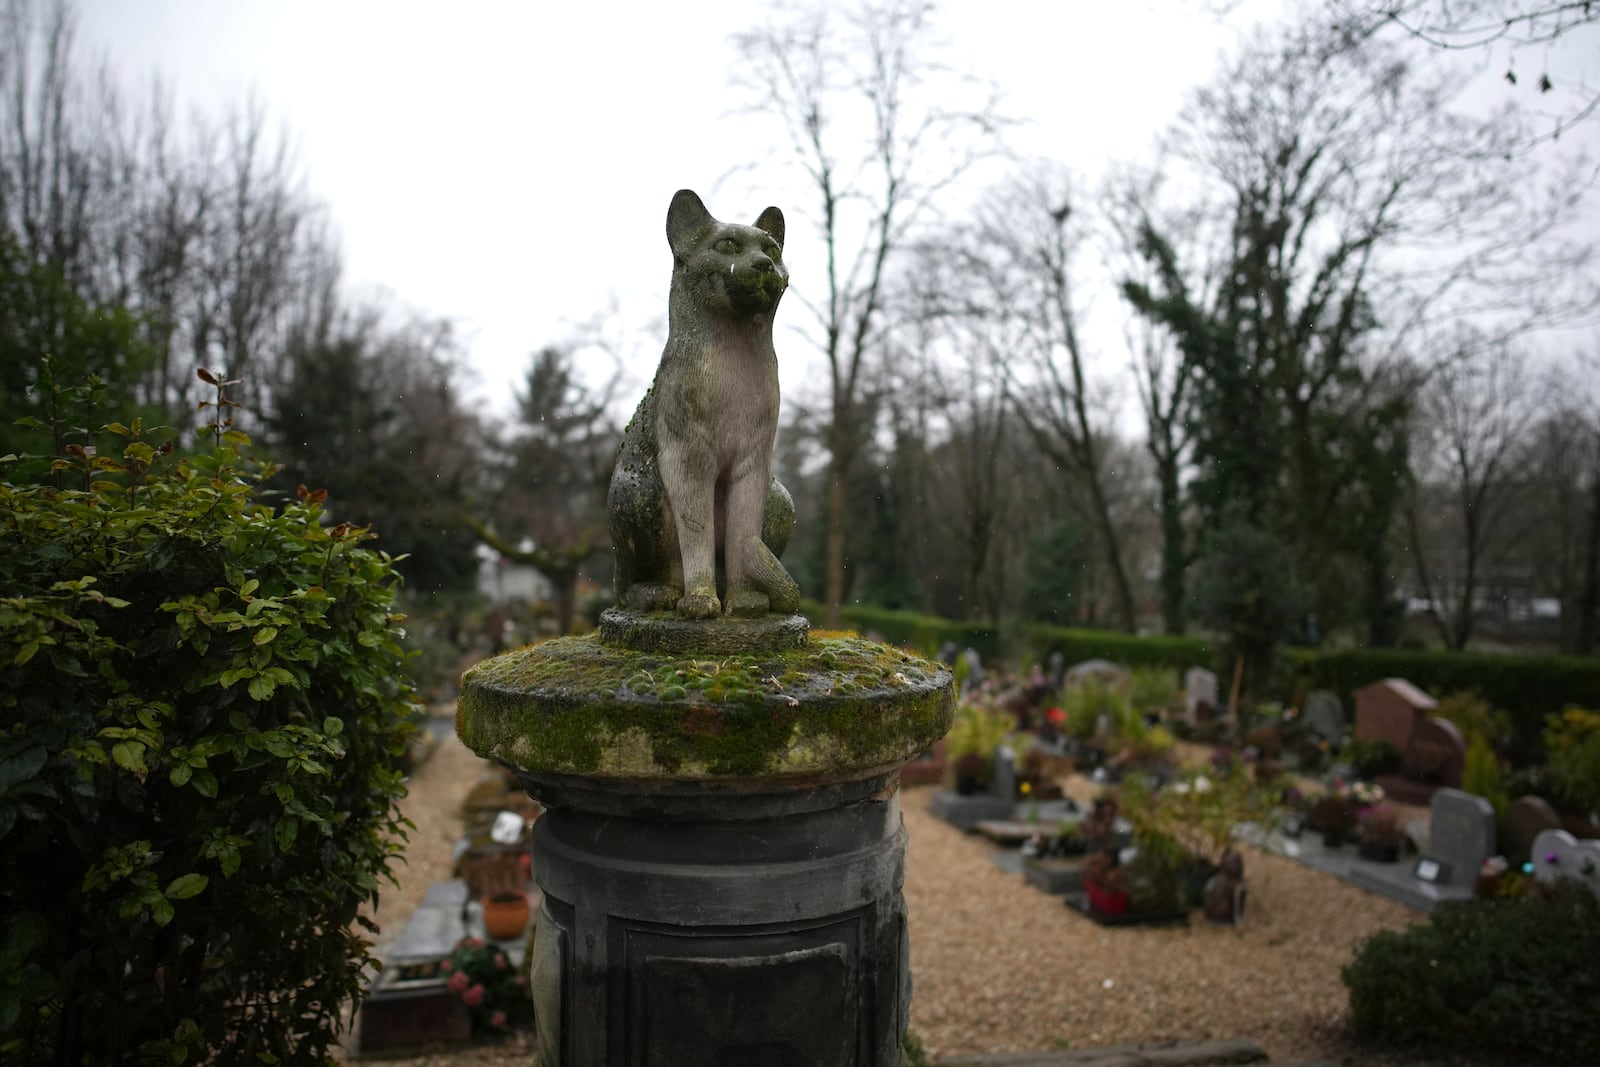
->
1203, 849, 1246, 924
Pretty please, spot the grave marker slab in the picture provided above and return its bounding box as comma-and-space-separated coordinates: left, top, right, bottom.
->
1377, 716, 1467, 805
1427, 787, 1496, 888
1530, 829, 1600, 902
1503, 795, 1562, 866
1354, 678, 1436, 750
1064, 658, 1131, 691
1184, 668, 1218, 725
1302, 690, 1344, 744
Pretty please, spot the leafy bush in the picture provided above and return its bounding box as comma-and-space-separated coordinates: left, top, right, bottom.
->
1129, 666, 1179, 714
1059, 677, 1128, 742
1343, 738, 1402, 779
0, 421, 420, 1061
1343, 889, 1600, 1062
1545, 708, 1600, 815
1461, 735, 1507, 817
1433, 690, 1510, 750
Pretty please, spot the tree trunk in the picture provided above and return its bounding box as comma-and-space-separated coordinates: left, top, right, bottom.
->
824, 450, 848, 629
1155, 449, 1186, 634
1574, 439, 1600, 655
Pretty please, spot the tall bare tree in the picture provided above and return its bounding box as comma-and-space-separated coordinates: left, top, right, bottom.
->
1405, 341, 1546, 649
730, 0, 1006, 625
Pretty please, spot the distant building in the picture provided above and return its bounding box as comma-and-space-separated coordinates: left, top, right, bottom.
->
475, 543, 554, 605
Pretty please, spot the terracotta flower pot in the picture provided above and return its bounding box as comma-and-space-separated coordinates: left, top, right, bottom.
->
482, 892, 530, 940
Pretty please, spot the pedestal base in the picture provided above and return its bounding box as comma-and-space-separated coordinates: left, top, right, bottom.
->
528, 781, 910, 1067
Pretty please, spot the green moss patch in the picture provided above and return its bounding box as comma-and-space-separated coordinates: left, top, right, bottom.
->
457, 635, 954, 781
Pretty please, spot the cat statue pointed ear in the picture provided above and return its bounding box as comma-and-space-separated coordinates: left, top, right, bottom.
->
752, 205, 784, 247
607, 190, 799, 622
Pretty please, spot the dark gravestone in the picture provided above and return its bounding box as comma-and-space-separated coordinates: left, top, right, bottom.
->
992, 744, 1017, 802
1378, 716, 1467, 805
1503, 795, 1562, 866
1302, 690, 1345, 745
1353, 678, 1436, 750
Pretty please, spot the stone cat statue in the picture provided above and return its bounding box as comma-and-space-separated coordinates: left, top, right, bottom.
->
607, 189, 801, 619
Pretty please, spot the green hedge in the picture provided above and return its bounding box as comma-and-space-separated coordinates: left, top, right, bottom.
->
0, 427, 419, 1061
804, 603, 1600, 751
1343, 889, 1600, 1062
801, 601, 1210, 672
1290, 648, 1600, 754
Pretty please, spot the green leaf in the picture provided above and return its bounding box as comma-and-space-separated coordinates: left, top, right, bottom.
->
164, 873, 208, 900
252, 626, 278, 646
218, 667, 254, 688
247, 675, 276, 702
322, 716, 344, 738
111, 741, 148, 777
240, 578, 259, 597
0, 747, 48, 790
191, 769, 218, 798
150, 897, 175, 927
169, 763, 193, 787
274, 816, 298, 852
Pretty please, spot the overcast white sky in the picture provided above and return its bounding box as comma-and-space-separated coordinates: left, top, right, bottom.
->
71, 0, 1597, 424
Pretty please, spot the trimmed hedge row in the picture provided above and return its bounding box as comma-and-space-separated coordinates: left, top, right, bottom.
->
1289, 647, 1600, 753
801, 601, 1211, 672
803, 603, 1600, 753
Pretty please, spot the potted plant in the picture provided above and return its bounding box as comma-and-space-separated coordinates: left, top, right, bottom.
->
1357, 802, 1405, 863
1082, 850, 1129, 916
945, 703, 1014, 795
1309, 793, 1357, 848
460, 849, 532, 940
440, 936, 533, 1035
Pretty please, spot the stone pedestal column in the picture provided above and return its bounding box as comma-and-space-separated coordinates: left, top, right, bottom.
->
456, 626, 952, 1066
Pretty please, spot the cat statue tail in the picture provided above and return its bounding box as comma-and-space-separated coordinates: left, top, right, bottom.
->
742, 535, 801, 615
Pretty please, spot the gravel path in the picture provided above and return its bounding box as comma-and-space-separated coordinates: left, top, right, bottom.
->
348, 711, 1446, 1065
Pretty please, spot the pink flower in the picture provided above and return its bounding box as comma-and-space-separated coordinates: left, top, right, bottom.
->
447, 971, 469, 994
490, 1010, 508, 1029
440, 959, 453, 973
514, 974, 528, 987
468, 937, 485, 950
462, 983, 485, 1007
494, 953, 508, 970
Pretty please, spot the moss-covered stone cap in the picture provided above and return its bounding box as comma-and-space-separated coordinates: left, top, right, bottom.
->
457, 634, 954, 784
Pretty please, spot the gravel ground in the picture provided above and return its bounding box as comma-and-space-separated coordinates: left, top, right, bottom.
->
346, 711, 1466, 1066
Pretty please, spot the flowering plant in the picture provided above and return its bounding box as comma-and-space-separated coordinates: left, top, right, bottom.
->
440, 936, 532, 1034
1340, 780, 1386, 808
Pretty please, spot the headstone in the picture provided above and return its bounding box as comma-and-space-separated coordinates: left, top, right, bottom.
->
1302, 690, 1345, 744
992, 744, 1017, 803
1529, 828, 1600, 902
1353, 678, 1436, 750
960, 647, 985, 696
1403, 717, 1467, 787
1426, 787, 1496, 889
1184, 668, 1218, 725
1064, 658, 1131, 691
1378, 716, 1468, 805
1503, 795, 1562, 866
1047, 651, 1066, 690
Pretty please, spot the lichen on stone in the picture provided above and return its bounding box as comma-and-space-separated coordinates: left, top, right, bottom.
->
456, 634, 954, 782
